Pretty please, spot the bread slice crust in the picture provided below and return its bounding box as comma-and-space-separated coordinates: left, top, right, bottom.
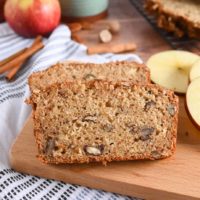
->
28, 61, 150, 93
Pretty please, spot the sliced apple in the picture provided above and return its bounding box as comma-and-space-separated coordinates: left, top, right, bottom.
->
186, 77, 200, 128
146, 50, 199, 93
190, 59, 200, 82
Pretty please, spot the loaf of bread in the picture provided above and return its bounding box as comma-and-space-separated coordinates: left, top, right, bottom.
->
28, 61, 150, 92
28, 80, 178, 164
145, 0, 200, 39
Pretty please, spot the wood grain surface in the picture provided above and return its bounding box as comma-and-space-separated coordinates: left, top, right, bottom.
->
10, 0, 200, 200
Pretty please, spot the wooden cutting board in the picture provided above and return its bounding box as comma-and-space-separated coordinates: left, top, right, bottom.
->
10, 96, 200, 200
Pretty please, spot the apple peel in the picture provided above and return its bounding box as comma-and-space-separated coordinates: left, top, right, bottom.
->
190, 59, 200, 82
186, 77, 200, 128
4, 0, 61, 38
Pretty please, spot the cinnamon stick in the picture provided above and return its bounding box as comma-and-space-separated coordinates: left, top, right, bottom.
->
0, 41, 44, 74
6, 36, 43, 80
87, 43, 137, 55
32, 35, 42, 46
6, 60, 24, 81
81, 22, 92, 30
0, 36, 42, 68
67, 23, 82, 33
0, 48, 27, 67
72, 34, 84, 43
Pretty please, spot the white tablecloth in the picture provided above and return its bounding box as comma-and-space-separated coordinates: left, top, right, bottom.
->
0, 23, 142, 200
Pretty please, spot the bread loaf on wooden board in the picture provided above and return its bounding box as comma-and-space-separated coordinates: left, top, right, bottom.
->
28, 80, 179, 164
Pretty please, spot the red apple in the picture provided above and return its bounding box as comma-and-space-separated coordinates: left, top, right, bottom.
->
0, 0, 6, 22
4, 0, 61, 37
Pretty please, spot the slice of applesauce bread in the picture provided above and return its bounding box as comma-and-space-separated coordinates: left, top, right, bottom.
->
145, 0, 200, 39
28, 80, 178, 164
28, 61, 150, 93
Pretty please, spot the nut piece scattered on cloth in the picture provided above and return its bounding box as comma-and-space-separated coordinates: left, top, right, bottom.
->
99, 29, 113, 43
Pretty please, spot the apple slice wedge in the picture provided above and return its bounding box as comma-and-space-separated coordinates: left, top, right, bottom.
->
146, 50, 199, 93
186, 77, 200, 128
190, 59, 200, 82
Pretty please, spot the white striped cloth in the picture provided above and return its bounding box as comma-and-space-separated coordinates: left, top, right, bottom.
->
0, 23, 142, 200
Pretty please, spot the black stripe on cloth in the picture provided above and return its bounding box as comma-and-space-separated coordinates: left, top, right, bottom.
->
0, 169, 137, 200
0, 32, 15, 38
0, 38, 27, 50
2, 177, 40, 199
0, 92, 25, 104
0, 35, 18, 44
65, 44, 81, 59
0, 40, 32, 58
16, 179, 52, 200
0, 83, 26, 98
102, 54, 115, 59
29, 181, 64, 200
